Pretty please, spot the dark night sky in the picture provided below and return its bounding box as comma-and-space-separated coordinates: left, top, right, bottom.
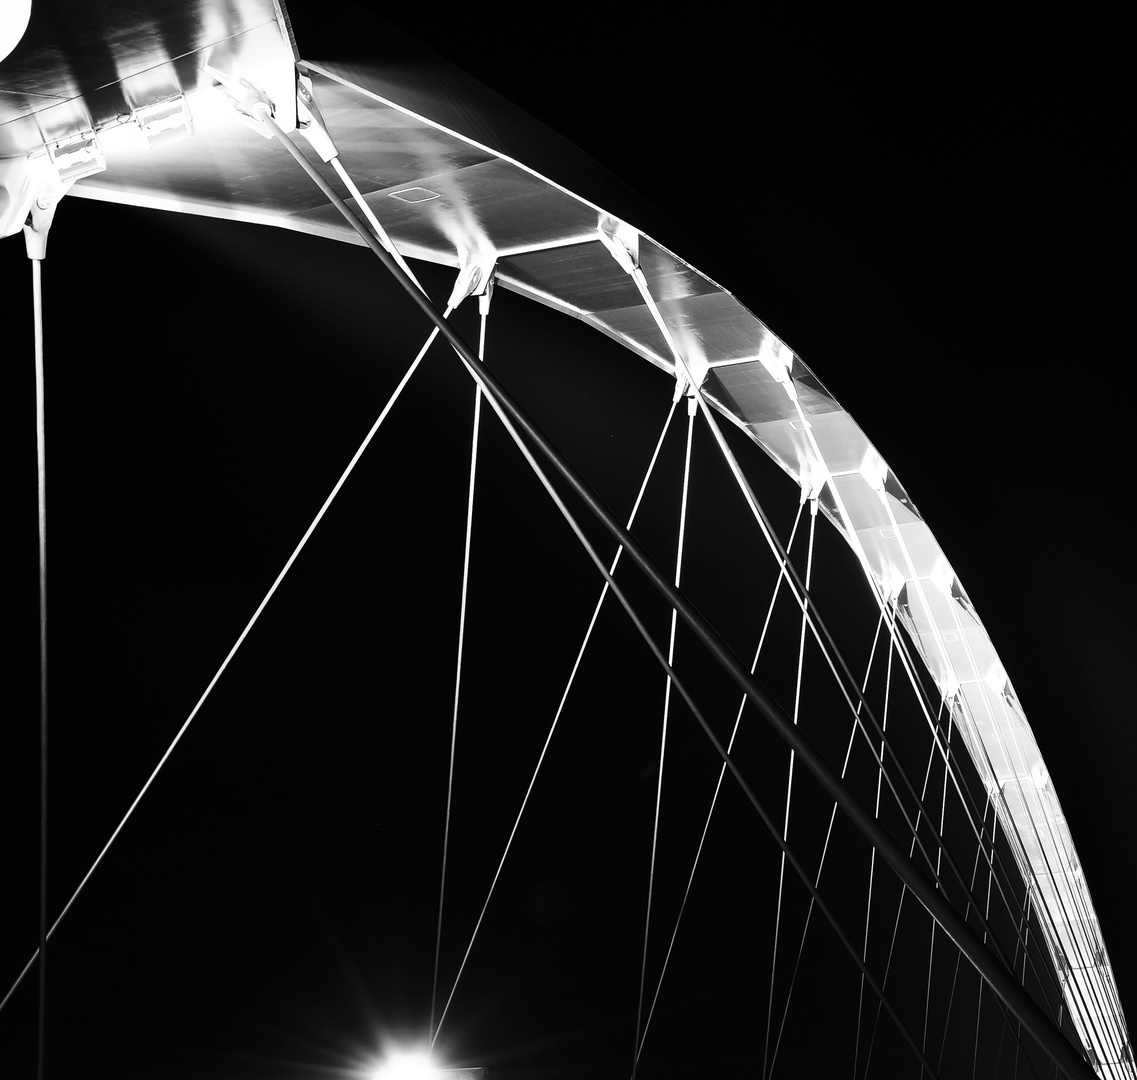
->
2, 6, 1131, 1079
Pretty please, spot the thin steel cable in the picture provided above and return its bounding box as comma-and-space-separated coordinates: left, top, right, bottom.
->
924, 890, 937, 1054
0, 314, 449, 1018
745, 500, 807, 684
876, 615, 1063, 1025
875, 493, 1109, 1043
971, 745, 1112, 1052
412, 294, 937, 1071
768, 612, 887, 1079
638, 500, 808, 1062
464, 312, 1063, 1075
927, 718, 1041, 1080
32, 255, 48, 1080
855, 628, 894, 1080
628, 273, 947, 898
979, 692, 1123, 1060
927, 569, 1119, 1054
879, 602, 1045, 969
917, 626, 1115, 1057
1013, 890, 1035, 1080
289, 121, 1092, 1076
855, 691, 1039, 1080
690, 391, 949, 886
972, 814, 1002, 1080
633, 401, 695, 1076
937, 800, 995, 1075
764, 499, 817, 1080
925, 705, 954, 1057
430, 307, 487, 1043
994, 880, 1033, 1078
777, 402, 1031, 958
858, 703, 943, 1080
450, 309, 1083, 1078
431, 397, 680, 1047
854, 588, 1015, 927
329, 156, 426, 294
448, 351, 940, 1079
856, 582, 1054, 1026
326, 103, 941, 989
698, 417, 968, 910
952, 801, 1037, 1080
909, 844, 1041, 1080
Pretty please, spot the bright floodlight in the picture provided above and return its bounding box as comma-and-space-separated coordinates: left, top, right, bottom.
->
366, 1044, 486, 1080
370, 1049, 436, 1080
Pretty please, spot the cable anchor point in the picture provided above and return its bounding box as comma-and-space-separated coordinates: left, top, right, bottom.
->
294, 72, 338, 162
448, 245, 497, 312
205, 64, 277, 137
757, 335, 797, 402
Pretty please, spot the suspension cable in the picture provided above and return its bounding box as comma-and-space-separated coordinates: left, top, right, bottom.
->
447, 307, 1082, 1079
868, 496, 1083, 1003
865, 599, 1071, 1038
764, 497, 817, 1080
878, 599, 1046, 970
978, 682, 1122, 1058
0, 313, 449, 1018
997, 886, 1034, 1080
827, 560, 1052, 1005
430, 304, 488, 1042
768, 612, 887, 1078
633, 396, 695, 1075
690, 378, 1028, 965
431, 397, 680, 1047
329, 156, 425, 294
864, 703, 942, 1073
863, 754, 1041, 1080
972, 813, 1002, 1080
637, 501, 807, 1062
854, 621, 895, 1079
918, 608, 1117, 1061
31, 252, 48, 1080
623, 269, 953, 909
938, 799, 998, 1075
269, 117, 1093, 1079
440, 348, 940, 1080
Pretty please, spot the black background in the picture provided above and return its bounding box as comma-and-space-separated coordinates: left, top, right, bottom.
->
2, 5, 1130, 1078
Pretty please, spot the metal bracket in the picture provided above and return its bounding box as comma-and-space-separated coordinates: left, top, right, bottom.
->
23, 190, 59, 261
478, 273, 496, 317
0, 154, 74, 257
204, 64, 277, 138
597, 214, 639, 273
295, 73, 337, 163
674, 352, 708, 402
447, 245, 497, 311
859, 448, 889, 497
757, 334, 797, 401
598, 213, 711, 401
799, 465, 827, 506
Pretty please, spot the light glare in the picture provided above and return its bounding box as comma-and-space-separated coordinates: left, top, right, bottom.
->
0, 0, 31, 64
371, 1049, 436, 1080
